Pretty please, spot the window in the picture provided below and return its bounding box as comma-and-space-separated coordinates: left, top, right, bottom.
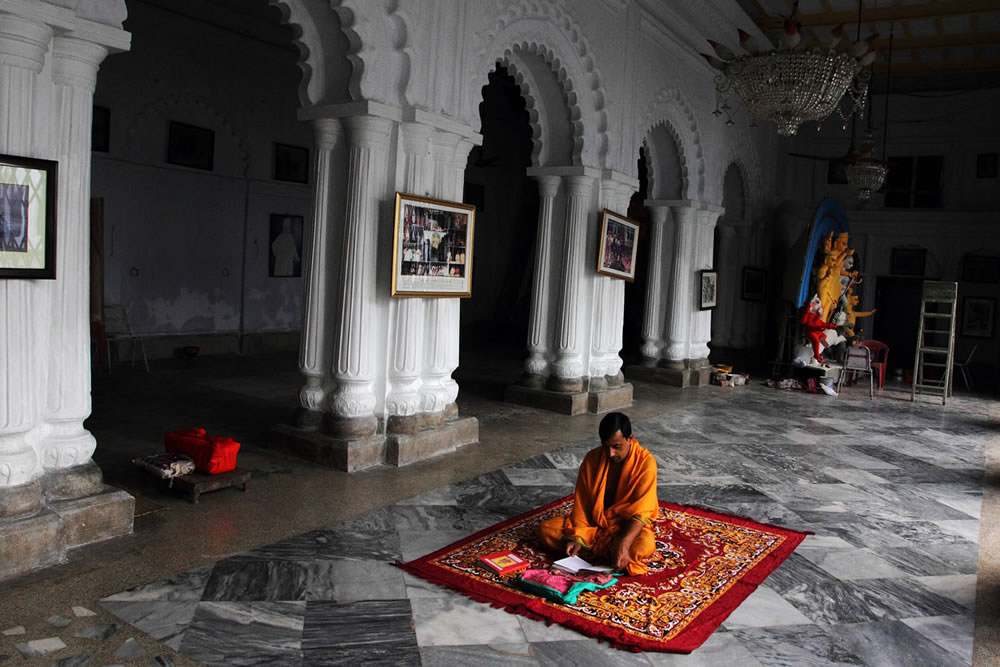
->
884, 155, 943, 208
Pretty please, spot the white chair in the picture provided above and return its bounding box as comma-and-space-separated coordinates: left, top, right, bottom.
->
953, 344, 977, 393
837, 343, 874, 399
103, 304, 149, 373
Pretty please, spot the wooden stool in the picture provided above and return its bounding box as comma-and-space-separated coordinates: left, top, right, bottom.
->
173, 468, 250, 503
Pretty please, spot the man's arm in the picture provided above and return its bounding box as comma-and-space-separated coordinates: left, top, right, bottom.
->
615, 518, 644, 570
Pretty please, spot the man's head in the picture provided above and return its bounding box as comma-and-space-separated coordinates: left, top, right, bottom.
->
599, 412, 633, 463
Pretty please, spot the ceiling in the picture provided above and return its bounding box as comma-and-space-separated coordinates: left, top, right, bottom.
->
734, 0, 1000, 92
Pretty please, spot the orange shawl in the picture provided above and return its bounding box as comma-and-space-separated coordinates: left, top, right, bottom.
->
567, 438, 658, 547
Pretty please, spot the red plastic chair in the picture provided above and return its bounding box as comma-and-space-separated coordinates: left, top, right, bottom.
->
858, 339, 889, 390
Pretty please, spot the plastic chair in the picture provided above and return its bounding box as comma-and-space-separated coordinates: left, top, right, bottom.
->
103, 304, 149, 373
837, 344, 874, 399
858, 339, 889, 391
953, 344, 977, 392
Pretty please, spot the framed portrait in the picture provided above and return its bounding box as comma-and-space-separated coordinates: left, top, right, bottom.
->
391, 192, 476, 298
166, 121, 214, 170
890, 247, 926, 276
0, 153, 57, 279
596, 209, 640, 281
961, 255, 1000, 284
699, 270, 718, 310
269, 214, 304, 278
741, 266, 766, 301
961, 297, 995, 338
274, 143, 309, 184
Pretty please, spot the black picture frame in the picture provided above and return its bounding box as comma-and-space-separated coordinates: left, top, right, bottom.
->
166, 121, 215, 170
961, 297, 995, 338
268, 214, 304, 277
890, 247, 926, 276
961, 255, 1000, 284
699, 270, 718, 310
274, 143, 309, 184
741, 266, 766, 301
92, 105, 110, 153
0, 153, 57, 279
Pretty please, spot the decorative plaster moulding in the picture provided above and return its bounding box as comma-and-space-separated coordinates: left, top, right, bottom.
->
298, 100, 404, 122
402, 108, 482, 142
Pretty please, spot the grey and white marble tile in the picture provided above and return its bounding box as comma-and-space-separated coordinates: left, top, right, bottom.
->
97, 601, 196, 649
529, 639, 653, 666
301, 599, 420, 665
101, 566, 213, 602
902, 614, 974, 663
323, 558, 406, 602
397, 529, 474, 562
914, 574, 978, 609
391, 504, 511, 532
410, 595, 527, 647
828, 619, 965, 667
179, 601, 305, 666
797, 548, 909, 580
420, 643, 538, 666
729, 624, 865, 665
879, 543, 979, 577
721, 585, 814, 629
645, 631, 763, 666
395, 486, 458, 506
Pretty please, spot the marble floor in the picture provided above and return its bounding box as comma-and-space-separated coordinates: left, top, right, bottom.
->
94, 382, 987, 666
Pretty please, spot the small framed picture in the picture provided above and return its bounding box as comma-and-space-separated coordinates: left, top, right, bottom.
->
890, 247, 926, 276
269, 214, 304, 278
392, 192, 476, 298
741, 266, 766, 301
596, 209, 640, 281
0, 153, 58, 279
961, 297, 995, 338
274, 143, 309, 184
699, 270, 718, 310
166, 121, 214, 170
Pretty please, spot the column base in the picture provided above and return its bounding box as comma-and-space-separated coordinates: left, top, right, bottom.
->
0, 485, 134, 583
44, 461, 104, 502
505, 384, 589, 415
546, 375, 585, 393
294, 407, 325, 431
386, 416, 479, 467
626, 359, 712, 388
270, 423, 386, 473
588, 383, 633, 413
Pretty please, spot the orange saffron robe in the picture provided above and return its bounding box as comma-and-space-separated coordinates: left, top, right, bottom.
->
538, 438, 659, 575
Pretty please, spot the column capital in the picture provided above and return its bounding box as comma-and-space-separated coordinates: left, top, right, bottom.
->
0, 15, 52, 72
430, 129, 462, 159
534, 174, 561, 198
51, 36, 107, 91
342, 114, 395, 149
312, 117, 343, 150
400, 121, 433, 155
562, 173, 594, 197
647, 205, 670, 224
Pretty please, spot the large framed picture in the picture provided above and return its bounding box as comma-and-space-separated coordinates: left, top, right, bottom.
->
742, 266, 766, 301
961, 297, 995, 338
0, 153, 57, 279
699, 270, 718, 310
391, 192, 475, 298
269, 214, 304, 277
274, 143, 309, 184
166, 121, 214, 170
596, 209, 639, 281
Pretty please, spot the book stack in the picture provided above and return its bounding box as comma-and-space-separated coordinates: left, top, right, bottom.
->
480, 550, 530, 576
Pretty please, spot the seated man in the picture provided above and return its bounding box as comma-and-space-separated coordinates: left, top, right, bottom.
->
538, 412, 658, 576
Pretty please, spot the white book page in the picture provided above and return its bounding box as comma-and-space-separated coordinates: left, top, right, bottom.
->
553, 555, 613, 574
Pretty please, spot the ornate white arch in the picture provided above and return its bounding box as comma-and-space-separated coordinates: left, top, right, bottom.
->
638, 87, 706, 201
467, 0, 609, 168
272, 0, 357, 107
718, 136, 762, 222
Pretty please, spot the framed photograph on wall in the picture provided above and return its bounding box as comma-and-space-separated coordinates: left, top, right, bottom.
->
741, 266, 766, 301
391, 192, 476, 297
274, 143, 309, 184
596, 209, 639, 281
166, 121, 214, 170
699, 270, 718, 310
961, 297, 995, 338
269, 214, 304, 278
890, 247, 927, 276
0, 153, 57, 279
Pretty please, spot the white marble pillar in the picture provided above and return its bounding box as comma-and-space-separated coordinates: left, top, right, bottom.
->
663, 204, 699, 364
386, 123, 432, 428
689, 207, 722, 360
523, 174, 561, 385
41, 37, 108, 478
441, 138, 475, 409
327, 115, 393, 438
591, 180, 634, 385
297, 118, 342, 427
640, 205, 670, 365
549, 175, 594, 392
0, 16, 51, 504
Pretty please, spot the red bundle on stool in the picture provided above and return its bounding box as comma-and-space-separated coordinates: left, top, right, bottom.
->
164, 428, 240, 475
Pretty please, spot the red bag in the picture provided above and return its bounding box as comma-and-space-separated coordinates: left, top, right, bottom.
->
164, 428, 240, 475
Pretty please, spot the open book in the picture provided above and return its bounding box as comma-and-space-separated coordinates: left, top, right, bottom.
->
553, 555, 614, 575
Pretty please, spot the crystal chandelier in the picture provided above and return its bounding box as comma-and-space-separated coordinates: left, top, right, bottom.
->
704, 4, 877, 136
846, 157, 887, 200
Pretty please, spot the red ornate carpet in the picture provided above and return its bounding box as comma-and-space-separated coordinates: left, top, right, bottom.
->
397, 496, 809, 653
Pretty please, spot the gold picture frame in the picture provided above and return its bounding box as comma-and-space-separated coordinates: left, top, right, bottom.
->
596, 209, 639, 281
391, 192, 476, 298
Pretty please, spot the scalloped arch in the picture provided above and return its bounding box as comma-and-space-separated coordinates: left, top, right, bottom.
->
125, 94, 250, 175
719, 136, 762, 222
644, 121, 688, 201
638, 87, 706, 201
469, 2, 609, 168
272, 0, 355, 107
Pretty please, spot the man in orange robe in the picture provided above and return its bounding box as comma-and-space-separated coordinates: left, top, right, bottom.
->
538, 412, 658, 576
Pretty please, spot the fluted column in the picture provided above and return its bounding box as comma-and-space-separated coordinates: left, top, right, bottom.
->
640, 205, 670, 365
297, 118, 342, 427
548, 174, 594, 392
0, 16, 51, 510
663, 205, 699, 363
39, 37, 108, 486
523, 174, 561, 385
591, 181, 633, 386
326, 115, 393, 438
386, 123, 432, 429
440, 138, 474, 409
689, 207, 722, 360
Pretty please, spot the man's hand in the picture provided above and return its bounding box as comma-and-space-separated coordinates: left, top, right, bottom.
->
565, 541, 582, 557
615, 542, 631, 570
